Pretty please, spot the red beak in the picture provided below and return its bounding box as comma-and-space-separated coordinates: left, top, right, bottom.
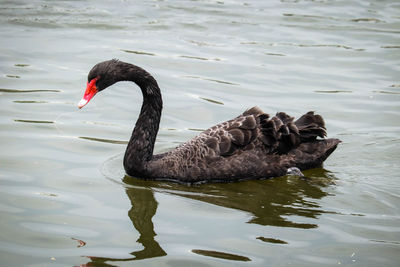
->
78, 78, 98, 109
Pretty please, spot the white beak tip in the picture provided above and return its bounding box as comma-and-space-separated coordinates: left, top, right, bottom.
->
78, 98, 88, 109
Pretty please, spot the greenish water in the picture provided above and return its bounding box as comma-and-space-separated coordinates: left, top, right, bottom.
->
0, 0, 399, 266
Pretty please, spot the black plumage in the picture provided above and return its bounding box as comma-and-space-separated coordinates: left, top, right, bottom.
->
80, 59, 341, 183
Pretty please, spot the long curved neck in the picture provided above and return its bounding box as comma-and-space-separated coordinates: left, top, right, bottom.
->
121, 64, 163, 176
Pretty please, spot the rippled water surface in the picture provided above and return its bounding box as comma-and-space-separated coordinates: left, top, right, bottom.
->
1, 0, 399, 266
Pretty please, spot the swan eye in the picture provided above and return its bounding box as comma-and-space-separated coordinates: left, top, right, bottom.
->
88, 76, 97, 82
88, 75, 101, 83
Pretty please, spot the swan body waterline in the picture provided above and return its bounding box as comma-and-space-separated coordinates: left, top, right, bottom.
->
78, 59, 340, 183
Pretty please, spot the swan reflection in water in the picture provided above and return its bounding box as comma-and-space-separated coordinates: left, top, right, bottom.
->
85, 169, 336, 265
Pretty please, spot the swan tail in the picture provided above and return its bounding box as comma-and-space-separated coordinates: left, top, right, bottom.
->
289, 138, 341, 170
258, 111, 333, 155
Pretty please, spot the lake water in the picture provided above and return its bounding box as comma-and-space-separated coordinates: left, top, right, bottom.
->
0, 0, 399, 266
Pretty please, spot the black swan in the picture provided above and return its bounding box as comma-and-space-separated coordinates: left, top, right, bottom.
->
78, 59, 340, 183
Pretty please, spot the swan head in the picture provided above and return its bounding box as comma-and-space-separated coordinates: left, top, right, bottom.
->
78, 59, 121, 109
